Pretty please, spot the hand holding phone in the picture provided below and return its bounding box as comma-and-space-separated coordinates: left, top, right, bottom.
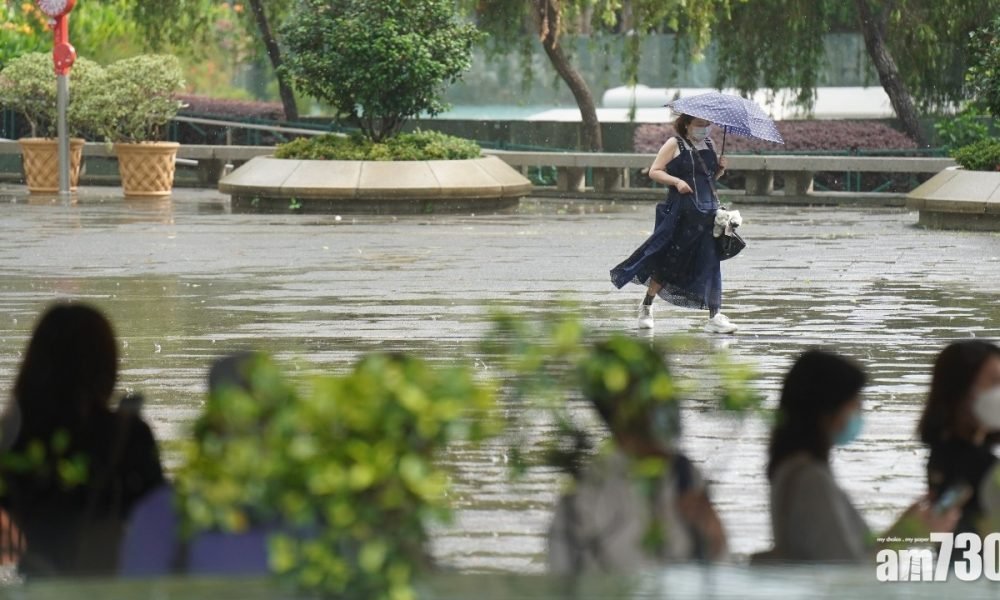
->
933, 483, 973, 515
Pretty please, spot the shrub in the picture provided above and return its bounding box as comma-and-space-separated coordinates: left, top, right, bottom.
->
934, 106, 991, 150
178, 95, 285, 121
275, 130, 481, 161
80, 54, 185, 143
176, 353, 498, 600
951, 138, 1000, 171
0, 52, 104, 138
280, 0, 482, 141
633, 120, 919, 154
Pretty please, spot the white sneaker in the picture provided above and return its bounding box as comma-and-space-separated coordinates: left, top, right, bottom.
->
705, 313, 738, 334
638, 304, 654, 329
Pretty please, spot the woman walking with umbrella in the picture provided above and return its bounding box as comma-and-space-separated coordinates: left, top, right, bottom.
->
610, 92, 782, 333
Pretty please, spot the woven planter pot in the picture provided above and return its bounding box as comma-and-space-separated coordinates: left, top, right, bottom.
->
114, 142, 180, 198
19, 137, 85, 194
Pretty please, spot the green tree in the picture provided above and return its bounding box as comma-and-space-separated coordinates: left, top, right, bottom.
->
117, 0, 300, 120
465, 0, 727, 152
967, 15, 1000, 116
714, 0, 1000, 146
280, 0, 482, 141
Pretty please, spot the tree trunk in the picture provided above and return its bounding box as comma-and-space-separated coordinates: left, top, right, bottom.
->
247, 0, 299, 122
855, 0, 926, 146
532, 0, 603, 151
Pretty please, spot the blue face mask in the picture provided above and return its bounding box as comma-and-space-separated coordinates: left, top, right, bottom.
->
649, 403, 682, 451
833, 410, 863, 446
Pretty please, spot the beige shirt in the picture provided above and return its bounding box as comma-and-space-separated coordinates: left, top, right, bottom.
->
770, 452, 871, 563
547, 450, 705, 574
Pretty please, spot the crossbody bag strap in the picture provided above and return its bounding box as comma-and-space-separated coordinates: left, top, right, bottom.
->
688, 141, 721, 207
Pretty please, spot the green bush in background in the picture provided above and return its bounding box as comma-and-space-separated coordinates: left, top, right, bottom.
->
275, 130, 481, 161
0, 52, 105, 138
934, 106, 992, 151
951, 138, 1000, 170
78, 54, 185, 143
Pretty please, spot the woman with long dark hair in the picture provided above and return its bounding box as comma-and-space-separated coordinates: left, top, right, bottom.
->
918, 340, 1000, 536
0, 303, 164, 576
766, 349, 956, 562
610, 113, 736, 334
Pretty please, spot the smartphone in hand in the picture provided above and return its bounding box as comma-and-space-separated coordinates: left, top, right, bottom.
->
933, 483, 973, 515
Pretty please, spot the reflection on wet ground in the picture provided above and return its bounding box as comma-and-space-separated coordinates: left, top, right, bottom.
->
0, 188, 999, 573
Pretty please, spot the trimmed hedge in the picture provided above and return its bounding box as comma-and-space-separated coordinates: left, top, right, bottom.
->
951, 138, 1000, 171
274, 130, 481, 160
634, 120, 919, 154
178, 95, 285, 121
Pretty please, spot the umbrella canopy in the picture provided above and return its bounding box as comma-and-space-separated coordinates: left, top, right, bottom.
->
667, 92, 784, 147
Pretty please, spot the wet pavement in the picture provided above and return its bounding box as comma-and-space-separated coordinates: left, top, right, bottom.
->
1, 185, 999, 573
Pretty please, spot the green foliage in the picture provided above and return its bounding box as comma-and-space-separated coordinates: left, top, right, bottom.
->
0, 430, 90, 495
275, 131, 481, 161
480, 309, 765, 478
175, 353, 498, 600
79, 54, 185, 143
121, 0, 218, 52
714, 0, 1000, 112
0, 52, 105, 138
934, 106, 992, 150
967, 15, 1000, 116
951, 137, 1000, 171
464, 0, 729, 100
280, 0, 482, 141
0, 2, 49, 68
713, 0, 830, 107
480, 310, 763, 559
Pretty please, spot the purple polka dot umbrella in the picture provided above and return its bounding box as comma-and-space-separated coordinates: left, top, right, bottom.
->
667, 92, 784, 156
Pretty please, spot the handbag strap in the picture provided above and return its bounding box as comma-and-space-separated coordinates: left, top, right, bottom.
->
686, 138, 722, 208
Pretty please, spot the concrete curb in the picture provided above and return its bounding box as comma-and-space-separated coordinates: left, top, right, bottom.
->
218, 155, 533, 213
907, 169, 1000, 231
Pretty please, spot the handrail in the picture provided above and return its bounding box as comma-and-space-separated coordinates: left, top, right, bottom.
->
171, 115, 344, 138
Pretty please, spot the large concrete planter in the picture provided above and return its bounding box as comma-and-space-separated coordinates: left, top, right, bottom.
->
19, 137, 85, 194
906, 168, 1000, 231
219, 156, 533, 214
114, 141, 180, 198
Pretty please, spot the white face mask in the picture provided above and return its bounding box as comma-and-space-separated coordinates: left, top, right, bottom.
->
689, 126, 710, 142
972, 386, 1000, 430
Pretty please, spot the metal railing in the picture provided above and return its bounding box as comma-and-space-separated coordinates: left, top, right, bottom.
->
171, 115, 346, 144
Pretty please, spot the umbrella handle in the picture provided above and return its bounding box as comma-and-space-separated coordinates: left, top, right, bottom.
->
721, 128, 727, 158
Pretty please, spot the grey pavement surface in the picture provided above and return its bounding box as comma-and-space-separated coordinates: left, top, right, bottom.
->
1, 184, 999, 573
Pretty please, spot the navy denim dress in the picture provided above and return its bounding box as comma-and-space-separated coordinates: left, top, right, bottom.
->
610, 137, 722, 312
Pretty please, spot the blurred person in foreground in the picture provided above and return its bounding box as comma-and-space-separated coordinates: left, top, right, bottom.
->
548, 336, 727, 573
0, 302, 164, 576
120, 351, 289, 576
919, 341, 1000, 536
764, 349, 958, 563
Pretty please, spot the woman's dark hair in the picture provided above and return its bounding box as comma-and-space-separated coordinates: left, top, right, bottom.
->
918, 340, 1000, 445
673, 114, 694, 139
11, 303, 118, 438
767, 349, 867, 480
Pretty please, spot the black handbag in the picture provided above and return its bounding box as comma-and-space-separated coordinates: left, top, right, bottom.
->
686, 138, 747, 261
716, 228, 746, 260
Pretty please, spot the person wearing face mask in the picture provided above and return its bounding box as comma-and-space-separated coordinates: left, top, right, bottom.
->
611, 113, 736, 334
763, 350, 957, 563
547, 337, 727, 574
918, 340, 1000, 537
